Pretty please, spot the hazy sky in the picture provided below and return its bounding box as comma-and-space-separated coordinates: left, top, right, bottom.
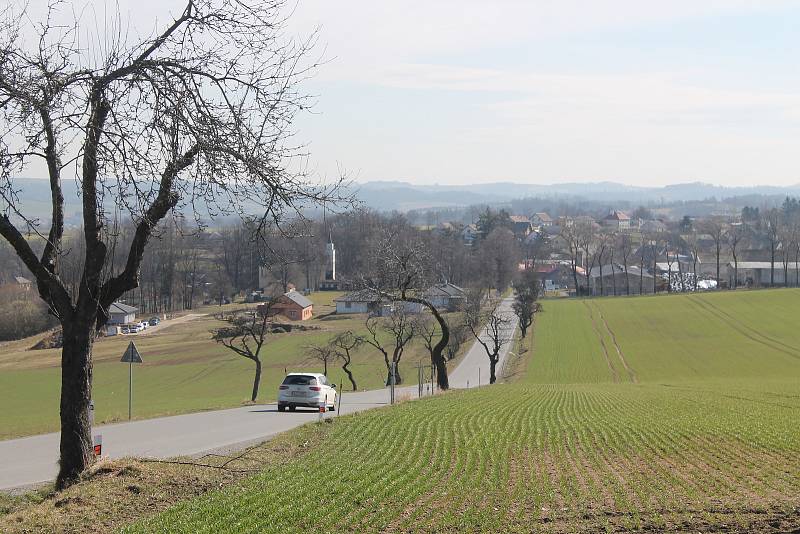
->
18, 1, 800, 187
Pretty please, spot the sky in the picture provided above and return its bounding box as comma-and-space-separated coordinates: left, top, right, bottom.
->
15, 1, 800, 187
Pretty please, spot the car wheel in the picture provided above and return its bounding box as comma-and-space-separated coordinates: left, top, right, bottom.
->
288, 405, 296, 412
277, 404, 285, 412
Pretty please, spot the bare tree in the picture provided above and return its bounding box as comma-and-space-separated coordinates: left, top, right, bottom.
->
726, 224, 743, 289
702, 220, 725, 286
560, 224, 581, 295
576, 221, 596, 295
764, 209, 781, 287
465, 301, 511, 384
363, 308, 417, 386
616, 232, 633, 295
363, 235, 455, 390
685, 231, 700, 292
511, 267, 538, 338
330, 331, 362, 391
0, 1, 346, 487
213, 306, 275, 403
306, 343, 337, 376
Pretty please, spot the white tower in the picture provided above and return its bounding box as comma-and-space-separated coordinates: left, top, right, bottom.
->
325, 233, 336, 282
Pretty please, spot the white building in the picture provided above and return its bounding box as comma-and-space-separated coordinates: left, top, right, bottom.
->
108, 302, 137, 325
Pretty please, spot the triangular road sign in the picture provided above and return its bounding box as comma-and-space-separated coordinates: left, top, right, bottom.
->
120, 341, 143, 363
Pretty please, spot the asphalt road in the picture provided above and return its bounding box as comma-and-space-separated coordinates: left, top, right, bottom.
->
0, 298, 518, 491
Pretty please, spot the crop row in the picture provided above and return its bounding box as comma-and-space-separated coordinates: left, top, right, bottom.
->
127, 382, 800, 533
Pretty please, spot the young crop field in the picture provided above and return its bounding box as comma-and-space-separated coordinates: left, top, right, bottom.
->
106, 290, 799, 533
0, 292, 445, 440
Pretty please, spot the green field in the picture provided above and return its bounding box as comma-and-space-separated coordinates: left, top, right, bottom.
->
122, 290, 800, 533
0, 292, 448, 440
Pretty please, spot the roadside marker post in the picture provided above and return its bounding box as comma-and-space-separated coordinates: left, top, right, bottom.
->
338, 378, 343, 416
120, 341, 144, 420
318, 401, 325, 422
390, 362, 396, 405
418, 363, 423, 398
93, 434, 102, 457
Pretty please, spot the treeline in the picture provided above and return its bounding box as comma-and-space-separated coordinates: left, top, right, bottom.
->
0, 209, 527, 339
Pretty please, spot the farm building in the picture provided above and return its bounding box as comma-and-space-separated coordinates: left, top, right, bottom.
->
586, 265, 654, 296
726, 261, 800, 287
260, 289, 313, 321
423, 283, 466, 311
108, 302, 137, 325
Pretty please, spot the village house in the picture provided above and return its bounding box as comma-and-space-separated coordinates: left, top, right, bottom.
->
423, 283, 466, 311
12, 275, 32, 292
531, 212, 554, 227
261, 289, 313, 321
640, 219, 668, 234
334, 289, 388, 315
536, 263, 581, 292
509, 215, 534, 239
108, 302, 138, 325
461, 224, 479, 245
601, 210, 632, 231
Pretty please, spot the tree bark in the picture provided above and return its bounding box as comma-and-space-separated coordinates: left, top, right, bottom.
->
341, 361, 357, 391
386, 365, 402, 386
489, 355, 498, 384
251, 358, 262, 402
56, 324, 94, 490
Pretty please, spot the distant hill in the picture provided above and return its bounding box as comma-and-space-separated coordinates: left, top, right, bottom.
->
351, 180, 800, 210
8, 177, 800, 222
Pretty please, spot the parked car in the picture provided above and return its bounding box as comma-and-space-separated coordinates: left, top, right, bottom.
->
121, 326, 130, 334
137, 321, 148, 330
148, 317, 160, 326
277, 373, 336, 412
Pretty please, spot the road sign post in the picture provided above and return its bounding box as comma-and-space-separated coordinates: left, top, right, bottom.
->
390, 362, 396, 405
120, 341, 143, 420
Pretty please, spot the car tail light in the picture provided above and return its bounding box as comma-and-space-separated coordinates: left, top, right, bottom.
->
279, 385, 289, 390
309, 386, 321, 391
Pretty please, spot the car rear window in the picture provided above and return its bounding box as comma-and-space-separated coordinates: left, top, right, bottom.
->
282, 375, 317, 385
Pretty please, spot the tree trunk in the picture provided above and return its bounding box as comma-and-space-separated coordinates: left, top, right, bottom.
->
598, 263, 604, 296
386, 364, 402, 386
653, 254, 658, 294
434, 357, 448, 390
251, 358, 262, 402
402, 296, 450, 390
342, 361, 357, 391
56, 324, 95, 490
489, 355, 498, 384
771, 247, 775, 286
